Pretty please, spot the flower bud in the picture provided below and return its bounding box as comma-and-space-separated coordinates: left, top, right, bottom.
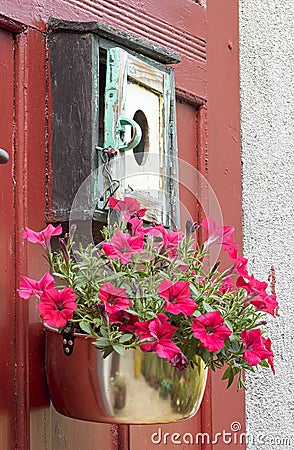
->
185, 218, 198, 239
170, 352, 189, 371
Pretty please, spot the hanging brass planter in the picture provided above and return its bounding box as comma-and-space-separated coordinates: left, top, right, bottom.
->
45, 326, 207, 424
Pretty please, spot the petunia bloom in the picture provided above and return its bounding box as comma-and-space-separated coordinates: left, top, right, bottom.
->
135, 313, 181, 361
146, 224, 184, 258
98, 282, 131, 314
233, 255, 249, 278
37, 287, 77, 328
236, 274, 268, 296
191, 311, 232, 352
127, 216, 145, 236
158, 279, 197, 317
22, 224, 62, 248
236, 274, 278, 316
262, 336, 275, 374
240, 329, 273, 366
108, 196, 146, 221
201, 217, 238, 260
250, 293, 279, 317
17, 272, 55, 299
219, 276, 234, 294
102, 230, 144, 264
159, 226, 184, 257
108, 310, 138, 332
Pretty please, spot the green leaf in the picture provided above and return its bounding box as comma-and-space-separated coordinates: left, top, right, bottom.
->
100, 327, 108, 338
237, 372, 245, 390
222, 366, 233, 381
119, 334, 133, 343
226, 374, 235, 389
190, 284, 200, 296
259, 360, 270, 368
227, 337, 241, 353
127, 309, 140, 316
222, 366, 241, 389
51, 272, 68, 280
202, 301, 215, 312
94, 337, 111, 347
133, 271, 149, 278
102, 346, 114, 358
79, 321, 92, 335
102, 272, 128, 283
224, 320, 233, 331
112, 344, 125, 356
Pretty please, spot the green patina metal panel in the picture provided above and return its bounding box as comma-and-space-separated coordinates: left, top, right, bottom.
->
102, 47, 179, 228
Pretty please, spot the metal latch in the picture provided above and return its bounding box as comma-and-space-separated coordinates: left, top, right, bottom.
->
118, 116, 142, 151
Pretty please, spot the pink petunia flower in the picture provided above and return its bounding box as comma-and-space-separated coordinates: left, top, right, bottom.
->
262, 336, 275, 374
22, 224, 62, 248
102, 230, 144, 264
108, 196, 146, 221
108, 310, 138, 332
158, 279, 197, 317
127, 216, 145, 236
145, 224, 184, 257
161, 228, 185, 257
250, 293, 279, 317
37, 287, 77, 328
219, 276, 234, 294
201, 217, 238, 260
233, 255, 249, 277
240, 329, 273, 366
17, 272, 55, 299
191, 310, 232, 352
237, 274, 278, 316
98, 282, 131, 314
135, 313, 181, 361
223, 241, 238, 260
236, 274, 268, 296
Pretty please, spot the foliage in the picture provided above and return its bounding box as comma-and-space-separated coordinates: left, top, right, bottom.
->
19, 197, 278, 389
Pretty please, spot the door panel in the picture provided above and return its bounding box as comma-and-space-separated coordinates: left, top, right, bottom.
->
0, 28, 16, 450
0, 1, 245, 448
128, 101, 202, 450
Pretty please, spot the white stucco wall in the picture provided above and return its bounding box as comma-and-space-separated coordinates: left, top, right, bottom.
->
239, 1, 294, 449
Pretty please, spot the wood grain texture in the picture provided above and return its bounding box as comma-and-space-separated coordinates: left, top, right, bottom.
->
49, 31, 97, 220
0, 28, 16, 450
204, 1, 245, 448
48, 17, 181, 65
0, 0, 207, 98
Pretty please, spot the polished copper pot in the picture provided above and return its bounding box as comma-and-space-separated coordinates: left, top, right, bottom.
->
45, 326, 207, 424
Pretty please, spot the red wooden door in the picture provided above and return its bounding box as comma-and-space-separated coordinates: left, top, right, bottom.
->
0, 28, 16, 450
0, 1, 245, 449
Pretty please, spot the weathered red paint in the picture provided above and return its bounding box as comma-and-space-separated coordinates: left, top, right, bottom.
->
204, 1, 246, 449
0, 1, 245, 448
177, 100, 199, 226
0, 28, 16, 450
0, 0, 207, 99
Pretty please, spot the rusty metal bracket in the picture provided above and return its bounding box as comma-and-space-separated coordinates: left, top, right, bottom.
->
62, 322, 75, 356
97, 146, 120, 209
